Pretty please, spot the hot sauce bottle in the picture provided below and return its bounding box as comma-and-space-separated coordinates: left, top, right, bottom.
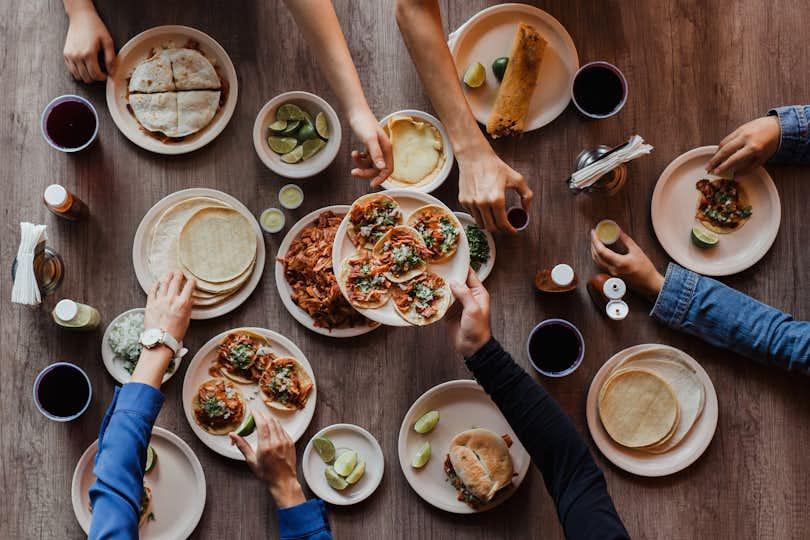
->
43, 184, 87, 221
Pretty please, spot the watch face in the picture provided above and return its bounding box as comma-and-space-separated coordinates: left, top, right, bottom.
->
141, 328, 162, 347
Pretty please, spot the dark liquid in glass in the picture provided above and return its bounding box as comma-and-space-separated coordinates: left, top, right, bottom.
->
507, 207, 528, 229
37, 365, 89, 418
573, 66, 624, 116
529, 323, 581, 373
46, 100, 96, 149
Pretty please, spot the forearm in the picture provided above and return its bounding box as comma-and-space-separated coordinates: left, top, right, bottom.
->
63, 0, 96, 17
130, 347, 173, 389
768, 106, 810, 164
466, 339, 628, 540
651, 263, 810, 371
277, 499, 333, 539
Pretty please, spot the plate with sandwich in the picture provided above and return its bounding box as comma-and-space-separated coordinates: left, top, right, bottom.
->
448, 3, 579, 137
397, 380, 530, 513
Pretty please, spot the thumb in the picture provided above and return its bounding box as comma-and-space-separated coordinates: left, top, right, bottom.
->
229, 432, 256, 464
103, 37, 116, 76
449, 279, 478, 312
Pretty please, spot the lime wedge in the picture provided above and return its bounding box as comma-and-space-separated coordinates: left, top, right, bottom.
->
301, 139, 326, 160
234, 413, 255, 437
280, 120, 301, 135
411, 442, 430, 468
267, 136, 298, 154
691, 226, 719, 249
315, 112, 329, 139
269, 119, 288, 132
345, 461, 365, 484
463, 62, 486, 88
277, 103, 307, 122
281, 145, 304, 164
413, 410, 440, 434
313, 436, 336, 464
144, 445, 157, 473
492, 57, 509, 82
296, 123, 318, 142
325, 467, 349, 490
333, 450, 358, 477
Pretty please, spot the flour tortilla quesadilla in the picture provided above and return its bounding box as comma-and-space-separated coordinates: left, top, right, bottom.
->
129, 92, 179, 137
128, 50, 175, 93
175, 91, 220, 137
169, 48, 221, 90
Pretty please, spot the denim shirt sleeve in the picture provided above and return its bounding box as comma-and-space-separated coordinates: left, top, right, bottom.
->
277, 499, 332, 539
767, 105, 810, 164
88, 383, 164, 540
650, 263, 810, 372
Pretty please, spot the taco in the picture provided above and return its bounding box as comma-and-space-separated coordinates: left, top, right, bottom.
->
216, 330, 270, 383
191, 378, 246, 435
259, 357, 314, 411
372, 226, 429, 283
391, 271, 453, 325
138, 483, 153, 526
407, 204, 461, 263
338, 250, 391, 309
695, 178, 753, 234
347, 194, 403, 249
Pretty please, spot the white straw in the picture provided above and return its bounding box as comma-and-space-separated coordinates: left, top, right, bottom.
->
571, 135, 654, 189
11, 222, 47, 305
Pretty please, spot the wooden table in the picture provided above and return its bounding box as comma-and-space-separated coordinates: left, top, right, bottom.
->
2, 1, 808, 538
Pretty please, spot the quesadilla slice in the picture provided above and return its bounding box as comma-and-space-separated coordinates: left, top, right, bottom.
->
407, 204, 461, 263
128, 50, 175, 93
259, 357, 314, 411
338, 250, 390, 309
129, 92, 179, 137
169, 48, 221, 90
391, 271, 452, 325
191, 378, 246, 435
175, 90, 220, 137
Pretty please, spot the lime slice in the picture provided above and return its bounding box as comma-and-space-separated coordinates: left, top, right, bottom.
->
411, 442, 430, 469
281, 145, 304, 164
269, 119, 288, 132
691, 226, 719, 249
333, 450, 358, 477
315, 112, 329, 139
280, 120, 301, 135
345, 461, 365, 484
277, 103, 307, 122
463, 62, 486, 88
234, 413, 255, 437
296, 123, 318, 142
144, 445, 157, 473
413, 410, 440, 434
267, 136, 298, 154
313, 436, 336, 464
302, 139, 326, 160
492, 57, 509, 82
325, 467, 349, 491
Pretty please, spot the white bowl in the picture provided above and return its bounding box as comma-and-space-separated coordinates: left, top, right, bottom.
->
253, 91, 341, 179
379, 109, 454, 193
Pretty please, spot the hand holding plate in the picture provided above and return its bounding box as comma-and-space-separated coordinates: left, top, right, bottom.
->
447, 269, 492, 357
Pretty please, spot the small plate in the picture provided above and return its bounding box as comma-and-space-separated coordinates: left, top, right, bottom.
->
106, 25, 238, 155
448, 3, 579, 132
585, 344, 719, 477
101, 308, 182, 385
302, 424, 384, 506
378, 110, 455, 193
275, 205, 379, 337
332, 189, 470, 327
181, 327, 316, 460
131, 188, 265, 320
397, 380, 531, 513
71, 426, 206, 539
454, 212, 496, 281
651, 146, 780, 276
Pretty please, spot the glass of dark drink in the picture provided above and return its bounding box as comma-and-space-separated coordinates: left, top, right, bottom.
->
33, 362, 92, 421
507, 207, 529, 231
571, 62, 627, 119
40, 95, 98, 152
526, 319, 585, 377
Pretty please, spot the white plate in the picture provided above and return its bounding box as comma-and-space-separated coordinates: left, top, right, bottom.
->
71, 426, 206, 539
132, 188, 265, 320
275, 205, 379, 338
378, 110, 455, 194
106, 25, 238, 155
181, 327, 316, 460
397, 380, 531, 513
651, 146, 781, 276
454, 212, 496, 281
585, 344, 719, 477
101, 308, 182, 385
332, 189, 470, 327
448, 3, 579, 132
302, 424, 384, 506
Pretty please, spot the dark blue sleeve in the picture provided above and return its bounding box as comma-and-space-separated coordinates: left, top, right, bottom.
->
768, 105, 810, 164
277, 498, 332, 539
88, 383, 164, 540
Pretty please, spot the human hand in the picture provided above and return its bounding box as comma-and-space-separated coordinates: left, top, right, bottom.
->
349, 107, 393, 188
144, 271, 194, 342
589, 229, 664, 300
706, 116, 781, 176
63, 6, 115, 83
457, 146, 532, 234
230, 409, 306, 509
447, 269, 492, 357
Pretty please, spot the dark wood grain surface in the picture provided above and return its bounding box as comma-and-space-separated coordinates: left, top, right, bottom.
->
2, 1, 808, 539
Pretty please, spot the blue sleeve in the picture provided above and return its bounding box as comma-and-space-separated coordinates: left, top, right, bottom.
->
277, 499, 332, 539
768, 105, 810, 164
650, 263, 810, 372
88, 383, 164, 540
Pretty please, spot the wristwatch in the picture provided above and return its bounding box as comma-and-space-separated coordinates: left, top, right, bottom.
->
139, 328, 187, 358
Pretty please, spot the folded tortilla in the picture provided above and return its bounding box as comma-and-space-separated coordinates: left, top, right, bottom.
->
175, 91, 221, 137
129, 92, 179, 137
128, 50, 175, 93
169, 48, 221, 90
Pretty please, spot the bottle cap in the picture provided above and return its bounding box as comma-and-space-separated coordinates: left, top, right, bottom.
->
550, 264, 575, 287
603, 277, 626, 299
606, 300, 629, 320
54, 299, 78, 322
44, 184, 68, 206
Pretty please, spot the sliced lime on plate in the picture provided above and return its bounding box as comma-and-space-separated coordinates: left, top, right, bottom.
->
333, 450, 358, 477
463, 62, 486, 88
315, 112, 329, 139
277, 103, 307, 121
411, 442, 430, 468
269, 119, 288, 132
144, 445, 157, 473
492, 57, 509, 82
691, 226, 719, 249
345, 461, 365, 484
325, 467, 349, 491
281, 145, 304, 164
413, 410, 440, 434
313, 436, 336, 464
234, 413, 255, 437
302, 139, 326, 160
267, 136, 298, 154
280, 120, 301, 135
